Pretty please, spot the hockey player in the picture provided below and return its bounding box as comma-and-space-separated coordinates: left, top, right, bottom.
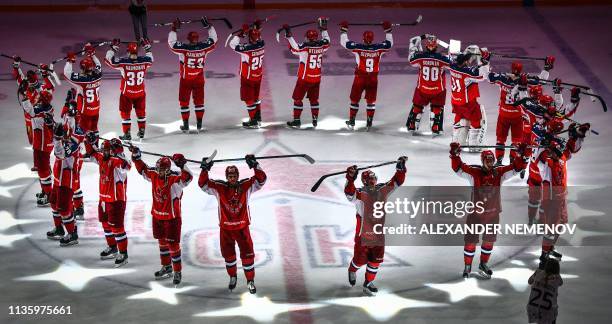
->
284, 17, 331, 128
46, 122, 82, 246
168, 17, 217, 133
12, 57, 57, 146
229, 21, 265, 128
345, 156, 407, 296
19, 89, 54, 207
527, 256, 563, 324
537, 122, 588, 261
105, 39, 154, 141
64, 44, 103, 138
339, 20, 393, 131
450, 142, 527, 279
130, 146, 193, 285
488, 57, 554, 164
84, 135, 131, 267
198, 154, 266, 294
406, 34, 451, 135
449, 47, 490, 151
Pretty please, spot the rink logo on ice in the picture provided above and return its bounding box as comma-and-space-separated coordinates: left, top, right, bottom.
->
303, 225, 410, 268
182, 227, 273, 269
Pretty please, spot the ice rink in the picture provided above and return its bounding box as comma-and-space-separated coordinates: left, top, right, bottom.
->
1, 4, 612, 323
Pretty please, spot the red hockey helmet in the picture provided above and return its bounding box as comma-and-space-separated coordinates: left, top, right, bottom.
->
529, 84, 543, 99
102, 140, 112, 151
127, 42, 138, 55
156, 157, 172, 174
80, 57, 94, 72
511, 61, 523, 75
187, 31, 199, 43
110, 138, 124, 154
424, 34, 438, 51
363, 31, 374, 44
361, 170, 377, 186
539, 94, 554, 107
305, 29, 319, 42
39, 91, 52, 105
248, 28, 261, 43
547, 119, 564, 134
26, 70, 39, 84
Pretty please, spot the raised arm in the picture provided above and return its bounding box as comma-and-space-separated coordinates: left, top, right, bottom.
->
344, 165, 358, 202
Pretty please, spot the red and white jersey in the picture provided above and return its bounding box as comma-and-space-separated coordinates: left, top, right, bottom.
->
134, 159, 193, 220
344, 169, 405, 238
449, 63, 489, 105
409, 51, 451, 95
287, 31, 331, 83
105, 50, 153, 97
85, 143, 131, 202
64, 56, 102, 117
340, 32, 393, 75
198, 167, 267, 231
168, 28, 217, 80
53, 137, 81, 188
20, 99, 54, 152
13, 66, 56, 103
538, 137, 582, 194
229, 36, 265, 81
489, 70, 549, 118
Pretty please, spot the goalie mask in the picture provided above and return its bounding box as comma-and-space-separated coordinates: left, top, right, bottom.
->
463, 45, 481, 65
424, 34, 438, 52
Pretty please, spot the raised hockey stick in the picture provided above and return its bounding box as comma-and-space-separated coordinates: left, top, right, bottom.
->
533, 77, 591, 90
310, 160, 396, 192
98, 136, 217, 164
580, 92, 607, 112
556, 113, 600, 135
275, 21, 316, 42
91, 40, 161, 45
535, 78, 605, 110
491, 53, 547, 61
460, 145, 542, 149
153, 17, 233, 29
225, 15, 276, 47
1, 54, 54, 72
213, 154, 315, 164
347, 15, 422, 26
51, 41, 110, 64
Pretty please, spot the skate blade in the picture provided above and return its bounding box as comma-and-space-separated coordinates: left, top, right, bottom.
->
100, 254, 118, 260
362, 288, 376, 297
478, 270, 492, 279
46, 236, 63, 241
114, 260, 128, 268
37, 203, 50, 208
155, 274, 172, 280
60, 240, 79, 247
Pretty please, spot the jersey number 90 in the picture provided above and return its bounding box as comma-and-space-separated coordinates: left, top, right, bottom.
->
422, 66, 440, 82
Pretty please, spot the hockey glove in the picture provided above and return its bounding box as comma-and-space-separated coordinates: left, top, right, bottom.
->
339, 21, 349, 33
142, 39, 152, 52
570, 87, 580, 103
346, 165, 357, 181
544, 56, 555, 71
172, 18, 182, 31
480, 49, 491, 64
318, 17, 328, 30
245, 154, 258, 169
282, 24, 292, 38
253, 19, 263, 30
83, 43, 95, 57
382, 21, 392, 33
450, 142, 461, 156
12, 56, 21, 68
396, 156, 408, 171
577, 123, 590, 138
200, 157, 214, 170
67, 52, 77, 63
85, 131, 98, 144
111, 38, 121, 52
129, 145, 141, 160
239, 23, 250, 37
39, 63, 50, 77
172, 153, 187, 168
552, 78, 563, 94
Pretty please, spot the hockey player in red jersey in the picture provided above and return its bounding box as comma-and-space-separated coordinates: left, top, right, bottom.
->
168, 17, 217, 133
12, 57, 57, 146
284, 17, 331, 128
46, 122, 82, 246
130, 146, 193, 285
105, 39, 154, 141
229, 21, 266, 128
64, 43, 103, 137
198, 154, 266, 294
449, 47, 490, 152
20, 90, 54, 207
488, 57, 553, 164
536, 122, 588, 262
450, 142, 527, 279
339, 20, 393, 131
84, 135, 131, 267
406, 34, 451, 135
345, 156, 407, 295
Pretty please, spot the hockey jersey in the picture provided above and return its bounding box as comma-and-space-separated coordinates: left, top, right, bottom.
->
409, 51, 451, 94
449, 63, 489, 105
64, 56, 103, 117
341, 32, 393, 75
229, 36, 265, 81
105, 50, 153, 97
287, 31, 331, 83
20, 99, 54, 152
85, 142, 131, 202
168, 28, 217, 80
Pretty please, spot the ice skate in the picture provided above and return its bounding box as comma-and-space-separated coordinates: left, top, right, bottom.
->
247, 280, 257, 294
154, 265, 173, 280
114, 253, 128, 268
286, 119, 301, 128
478, 263, 493, 279
228, 276, 237, 291
362, 281, 378, 296
348, 270, 356, 286
100, 246, 118, 260
173, 271, 182, 287
46, 226, 65, 241
463, 265, 471, 279
59, 231, 79, 247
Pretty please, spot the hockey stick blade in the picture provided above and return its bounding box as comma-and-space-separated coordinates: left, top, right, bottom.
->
392, 14, 423, 26
583, 92, 608, 112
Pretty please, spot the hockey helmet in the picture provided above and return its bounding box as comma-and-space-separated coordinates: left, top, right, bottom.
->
127, 42, 139, 55
80, 57, 95, 72
547, 119, 564, 134
361, 170, 377, 186
248, 28, 261, 43
156, 156, 172, 174
529, 84, 543, 99
539, 94, 554, 108
424, 34, 438, 51
305, 29, 319, 42
187, 31, 199, 43
362, 30, 374, 44
110, 138, 123, 154
26, 70, 39, 84
511, 61, 523, 75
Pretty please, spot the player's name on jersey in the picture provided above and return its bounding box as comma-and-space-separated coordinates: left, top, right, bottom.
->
287, 62, 418, 76
372, 223, 577, 236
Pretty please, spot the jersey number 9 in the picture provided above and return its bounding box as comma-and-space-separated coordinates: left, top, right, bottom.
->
365, 58, 374, 72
